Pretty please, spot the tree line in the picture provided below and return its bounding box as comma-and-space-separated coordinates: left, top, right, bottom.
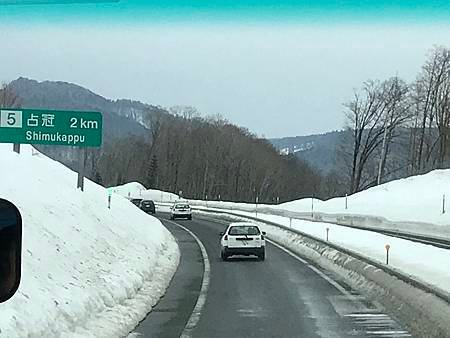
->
341, 46, 450, 193
95, 109, 335, 203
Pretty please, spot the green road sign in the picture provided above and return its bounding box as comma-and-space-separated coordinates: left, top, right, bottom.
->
0, 108, 102, 147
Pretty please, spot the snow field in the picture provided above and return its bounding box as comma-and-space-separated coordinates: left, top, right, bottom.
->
0, 144, 179, 337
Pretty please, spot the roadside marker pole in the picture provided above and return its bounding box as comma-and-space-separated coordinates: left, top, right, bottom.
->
345, 194, 348, 210
256, 196, 259, 218
326, 227, 329, 241
106, 187, 112, 209
385, 244, 390, 265
311, 197, 314, 219
443, 194, 446, 214
289, 217, 292, 228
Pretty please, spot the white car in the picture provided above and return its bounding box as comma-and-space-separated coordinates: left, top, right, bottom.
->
220, 222, 266, 261
170, 202, 192, 220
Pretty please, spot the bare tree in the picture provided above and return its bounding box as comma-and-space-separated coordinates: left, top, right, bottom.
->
343, 77, 411, 193
410, 46, 450, 171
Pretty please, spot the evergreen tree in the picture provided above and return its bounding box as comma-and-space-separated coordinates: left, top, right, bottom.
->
146, 155, 158, 188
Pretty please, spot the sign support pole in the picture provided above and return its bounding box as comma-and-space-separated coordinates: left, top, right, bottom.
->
13, 143, 20, 154
77, 148, 86, 191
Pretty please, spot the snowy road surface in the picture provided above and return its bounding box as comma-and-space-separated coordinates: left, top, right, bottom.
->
131, 213, 411, 338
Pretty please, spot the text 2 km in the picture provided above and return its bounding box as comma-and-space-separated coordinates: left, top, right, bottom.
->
69, 117, 99, 129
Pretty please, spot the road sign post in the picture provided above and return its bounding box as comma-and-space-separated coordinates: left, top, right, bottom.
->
77, 148, 87, 191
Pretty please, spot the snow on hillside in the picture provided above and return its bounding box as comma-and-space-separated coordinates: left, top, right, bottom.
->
281, 169, 450, 226
113, 183, 180, 203
188, 169, 450, 237
0, 144, 179, 337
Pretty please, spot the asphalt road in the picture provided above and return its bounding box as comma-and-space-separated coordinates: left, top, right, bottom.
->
131, 213, 411, 338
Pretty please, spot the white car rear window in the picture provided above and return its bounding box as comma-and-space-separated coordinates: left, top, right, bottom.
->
228, 226, 260, 236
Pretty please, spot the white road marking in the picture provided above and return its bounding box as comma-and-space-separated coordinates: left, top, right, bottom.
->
166, 219, 211, 338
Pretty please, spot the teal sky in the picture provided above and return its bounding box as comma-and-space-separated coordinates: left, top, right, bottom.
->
2, 1, 450, 137
2, 0, 450, 25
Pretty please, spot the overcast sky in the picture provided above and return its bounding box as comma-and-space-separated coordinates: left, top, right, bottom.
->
2, 1, 450, 137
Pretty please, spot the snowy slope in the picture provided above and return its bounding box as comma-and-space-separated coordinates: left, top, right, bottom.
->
0, 144, 179, 338
281, 169, 450, 226
113, 183, 179, 203
184, 169, 450, 238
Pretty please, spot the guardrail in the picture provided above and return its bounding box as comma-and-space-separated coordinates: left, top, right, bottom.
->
191, 206, 450, 306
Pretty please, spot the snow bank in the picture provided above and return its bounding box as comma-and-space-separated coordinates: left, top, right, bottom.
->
111, 182, 147, 198
0, 144, 179, 337
281, 169, 450, 225
187, 169, 450, 238
113, 183, 179, 203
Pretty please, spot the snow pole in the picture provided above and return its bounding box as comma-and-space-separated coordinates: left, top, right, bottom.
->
385, 244, 390, 265
443, 194, 446, 214
345, 194, 348, 210
326, 227, 329, 241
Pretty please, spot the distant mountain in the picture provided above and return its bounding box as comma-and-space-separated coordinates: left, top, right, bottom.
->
8, 77, 168, 171
9, 77, 167, 137
269, 131, 343, 174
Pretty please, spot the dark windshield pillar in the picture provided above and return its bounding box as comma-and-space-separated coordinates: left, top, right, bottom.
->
0, 199, 22, 303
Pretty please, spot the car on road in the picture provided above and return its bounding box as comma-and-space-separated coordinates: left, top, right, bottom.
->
170, 202, 192, 220
220, 222, 266, 261
139, 200, 156, 214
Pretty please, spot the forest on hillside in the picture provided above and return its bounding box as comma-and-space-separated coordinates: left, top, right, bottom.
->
94, 110, 341, 203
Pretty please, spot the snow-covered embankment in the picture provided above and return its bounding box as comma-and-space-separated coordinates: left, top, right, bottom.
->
0, 145, 179, 337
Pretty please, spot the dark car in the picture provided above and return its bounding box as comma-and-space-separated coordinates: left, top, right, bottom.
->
139, 200, 156, 214
131, 198, 143, 207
